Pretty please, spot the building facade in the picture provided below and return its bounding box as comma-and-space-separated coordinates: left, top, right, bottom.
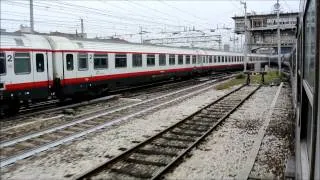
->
232, 12, 298, 54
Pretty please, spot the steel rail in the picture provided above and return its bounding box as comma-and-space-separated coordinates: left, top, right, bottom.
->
0, 76, 223, 148
75, 84, 261, 180
0, 75, 234, 168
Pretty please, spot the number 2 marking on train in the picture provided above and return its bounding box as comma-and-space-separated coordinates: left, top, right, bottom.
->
7, 55, 13, 62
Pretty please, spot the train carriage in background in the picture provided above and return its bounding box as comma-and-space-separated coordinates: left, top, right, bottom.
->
0, 33, 53, 114
47, 36, 202, 98
0, 32, 268, 115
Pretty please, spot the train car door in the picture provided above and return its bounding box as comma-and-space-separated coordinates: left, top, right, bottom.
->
32, 52, 50, 99
62, 52, 77, 95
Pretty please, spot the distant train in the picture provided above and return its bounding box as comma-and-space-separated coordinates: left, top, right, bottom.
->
0, 32, 268, 115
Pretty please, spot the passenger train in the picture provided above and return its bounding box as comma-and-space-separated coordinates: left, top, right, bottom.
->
0, 32, 268, 115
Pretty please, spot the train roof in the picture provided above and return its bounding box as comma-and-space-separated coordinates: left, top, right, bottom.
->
0, 33, 52, 50
0, 32, 268, 57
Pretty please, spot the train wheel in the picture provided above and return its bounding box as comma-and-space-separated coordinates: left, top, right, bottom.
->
6, 101, 20, 116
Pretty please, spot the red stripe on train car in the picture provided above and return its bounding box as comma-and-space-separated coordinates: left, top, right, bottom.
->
3, 64, 244, 91
5, 81, 53, 91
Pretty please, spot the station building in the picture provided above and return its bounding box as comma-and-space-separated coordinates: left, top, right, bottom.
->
232, 12, 298, 54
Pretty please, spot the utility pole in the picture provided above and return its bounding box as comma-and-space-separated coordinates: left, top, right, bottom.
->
30, 0, 34, 33
275, 0, 281, 75
80, 18, 84, 38
140, 26, 143, 44
240, 0, 248, 72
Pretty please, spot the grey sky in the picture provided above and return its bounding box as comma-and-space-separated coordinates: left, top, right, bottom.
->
1, 0, 300, 49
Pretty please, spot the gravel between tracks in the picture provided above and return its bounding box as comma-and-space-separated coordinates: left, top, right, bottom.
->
249, 84, 294, 179
1, 84, 235, 179
164, 86, 279, 179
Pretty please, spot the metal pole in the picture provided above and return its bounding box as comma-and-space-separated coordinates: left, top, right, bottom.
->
233, 33, 236, 52
241, 1, 248, 72
140, 26, 143, 44
80, 18, 84, 37
30, 0, 34, 33
276, 0, 281, 75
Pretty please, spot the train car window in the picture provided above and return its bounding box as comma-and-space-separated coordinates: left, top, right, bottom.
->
303, 0, 316, 89
217, 56, 220, 62
147, 54, 155, 66
159, 54, 166, 66
66, 54, 74, 71
209, 56, 212, 63
94, 54, 108, 69
14, 52, 31, 74
36, 54, 45, 72
185, 55, 190, 64
115, 54, 127, 68
178, 55, 183, 65
222, 56, 224, 63
213, 56, 216, 63
78, 53, 88, 70
169, 54, 175, 65
132, 54, 142, 67
192, 55, 196, 64
202, 56, 206, 63
0, 52, 5, 74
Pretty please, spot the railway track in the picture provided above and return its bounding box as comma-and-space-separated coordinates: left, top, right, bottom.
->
0, 75, 233, 167
75, 84, 260, 180
0, 73, 233, 138
0, 72, 232, 125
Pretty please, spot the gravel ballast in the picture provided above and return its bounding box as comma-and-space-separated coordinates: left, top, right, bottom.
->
1, 84, 233, 179
249, 84, 294, 179
164, 86, 279, 179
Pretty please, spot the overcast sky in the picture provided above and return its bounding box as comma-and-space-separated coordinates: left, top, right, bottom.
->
1, 0, 300, 49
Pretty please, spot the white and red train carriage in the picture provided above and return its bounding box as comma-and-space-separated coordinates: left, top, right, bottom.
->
0, 32, 268, 115
0, 33, 54, 114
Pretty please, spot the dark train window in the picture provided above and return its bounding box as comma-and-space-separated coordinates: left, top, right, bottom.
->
222, 56, 225, 63
78, 53, 88, 70
66, 54, 74, 71
185, 55, 190, 64
209, 56, 212, 63
0, 52, 5, 74
115, 54, 127, 68
14, 52, 31, 74
132, 54, 142, 67
178, 55, 183, 65
218, 56, 220, 62
169, 54, 175, 65
36, 53, 45, 72
94, 54, 108, 69
192, 55, 196, 64
159, 54, 166, 66
202, 56, 206, 63
303, 0, 316, 90
147, 54, 155, 66
213, 56, 216, 63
